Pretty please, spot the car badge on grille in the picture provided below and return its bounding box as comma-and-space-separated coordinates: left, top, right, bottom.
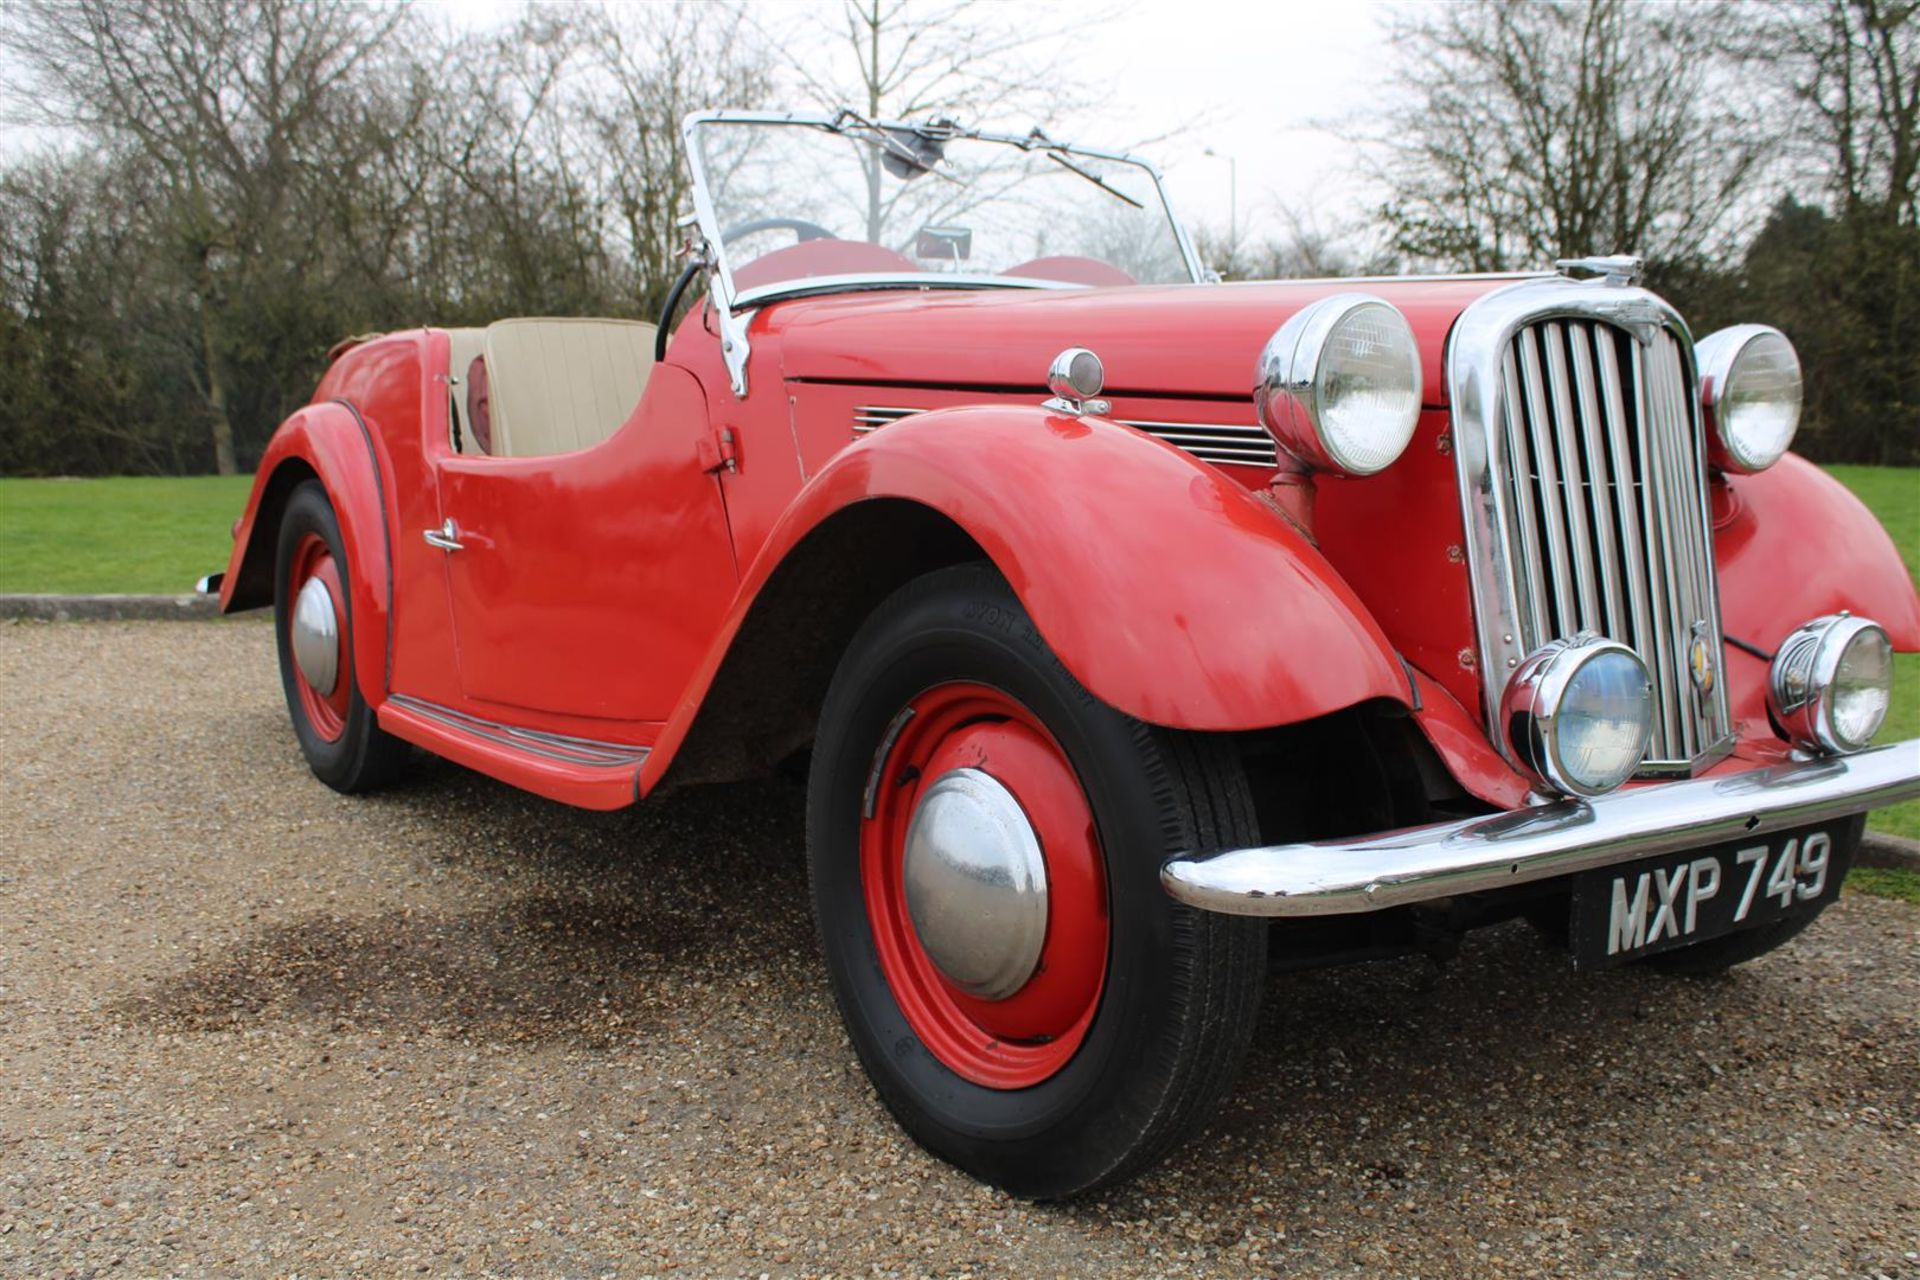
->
1687, 622, 1717, 696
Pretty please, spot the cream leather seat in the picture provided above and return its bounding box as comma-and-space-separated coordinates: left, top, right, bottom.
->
483, 318, 658, 458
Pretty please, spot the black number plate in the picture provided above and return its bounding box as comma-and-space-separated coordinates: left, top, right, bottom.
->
1570, 824, 1848, 970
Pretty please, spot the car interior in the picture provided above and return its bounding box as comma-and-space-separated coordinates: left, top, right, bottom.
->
446, 318, 658, 459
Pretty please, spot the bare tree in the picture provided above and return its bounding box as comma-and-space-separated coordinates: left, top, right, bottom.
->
1369, 0, 1772, 272
757, 0, 1114, 241
578, 2, 774, 308
1737, 0, 1920, 226
1, 0, 414, 473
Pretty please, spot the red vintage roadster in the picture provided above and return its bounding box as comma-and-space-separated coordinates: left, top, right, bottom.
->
215, 110, 1920, 1197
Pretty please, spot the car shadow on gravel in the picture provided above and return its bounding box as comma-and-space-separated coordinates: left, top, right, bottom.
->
120, 763, 821, 1048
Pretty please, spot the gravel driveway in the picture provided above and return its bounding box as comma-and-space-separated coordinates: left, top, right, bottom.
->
2, 619, 1916, 1278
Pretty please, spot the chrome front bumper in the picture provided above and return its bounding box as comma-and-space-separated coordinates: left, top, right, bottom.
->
1161, 740, 1920, 917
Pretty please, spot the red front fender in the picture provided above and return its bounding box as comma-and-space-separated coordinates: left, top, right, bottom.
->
642, 405, 1410, 791
1715, 455, 1920, 732
220, 400, 395, 705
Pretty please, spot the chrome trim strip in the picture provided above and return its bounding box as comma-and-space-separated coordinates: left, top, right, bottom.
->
386, 694, 652, 768
736, 274, 1080, 311
1162, 741, 1920, 917
850, 405, 1278, 466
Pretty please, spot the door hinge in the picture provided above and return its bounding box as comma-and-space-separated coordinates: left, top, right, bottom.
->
698, 424, 738, 474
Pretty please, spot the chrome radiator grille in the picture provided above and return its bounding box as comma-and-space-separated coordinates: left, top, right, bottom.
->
1453, 289, 1733, 775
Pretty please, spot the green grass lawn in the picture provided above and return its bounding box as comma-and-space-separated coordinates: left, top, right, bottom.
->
0, 475, 254, 594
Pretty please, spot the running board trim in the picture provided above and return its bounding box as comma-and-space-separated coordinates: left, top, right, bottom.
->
377, 694, 649, 811
385, 694, 651, 768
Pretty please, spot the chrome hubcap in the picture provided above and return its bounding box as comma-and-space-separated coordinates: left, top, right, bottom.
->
291, 576, 340, 697
902, 767, 1049, 1001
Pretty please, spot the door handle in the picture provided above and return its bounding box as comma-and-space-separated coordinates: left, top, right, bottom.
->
423, 518, 464, 552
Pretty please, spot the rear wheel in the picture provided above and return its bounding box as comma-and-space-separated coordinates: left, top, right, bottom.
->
273, 481, 410, 792
807, 563, 1266, 1198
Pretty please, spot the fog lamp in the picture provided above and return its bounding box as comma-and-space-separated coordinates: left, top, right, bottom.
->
1768, 614, 1892, 755
1501, 635, 1654, 797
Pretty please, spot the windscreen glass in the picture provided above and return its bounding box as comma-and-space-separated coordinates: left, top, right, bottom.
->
690, 117, 1195, 295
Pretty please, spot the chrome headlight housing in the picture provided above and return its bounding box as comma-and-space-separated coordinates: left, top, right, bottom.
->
1501, 635, 1654, 797
1255, 293, 1422, 476
1694, 324, 1802, 473
1768, 614, 1892, 755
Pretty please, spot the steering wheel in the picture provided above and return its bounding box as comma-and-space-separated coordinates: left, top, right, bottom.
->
721, 216, 838, 246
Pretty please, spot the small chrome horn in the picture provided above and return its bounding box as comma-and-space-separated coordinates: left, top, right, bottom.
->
1042, 347, 1109, 416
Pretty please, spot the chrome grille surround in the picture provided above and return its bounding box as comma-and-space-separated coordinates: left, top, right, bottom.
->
853, 406, 1278, 468
1447, 277, 1734, 776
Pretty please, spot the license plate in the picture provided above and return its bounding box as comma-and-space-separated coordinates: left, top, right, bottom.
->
1570, 825, 1847, 970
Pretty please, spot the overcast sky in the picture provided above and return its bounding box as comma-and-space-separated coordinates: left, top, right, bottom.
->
420, 0, 1394, 247
1, 0, 1391, 247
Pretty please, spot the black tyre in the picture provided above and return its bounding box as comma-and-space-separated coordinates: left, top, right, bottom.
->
273, 481, 410, 793
806, 562, 1266, 1199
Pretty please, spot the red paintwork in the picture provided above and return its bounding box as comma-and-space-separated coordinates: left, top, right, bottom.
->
222, 272, 1919, 817
1407, 669, 1533, 809
861, 683, 1107, 1088
757, 278, 1517, 405
374, 697, 641, 810
431, 364, 737, 722
1317, 407, 1482, 719
637, 402, 1412, 796
221, 400, 395, 710
1713, 456, 1920, 735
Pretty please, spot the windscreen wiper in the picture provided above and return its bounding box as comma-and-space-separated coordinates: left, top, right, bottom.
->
1042, 150, 1143, 209
1020, 125, 1144, 209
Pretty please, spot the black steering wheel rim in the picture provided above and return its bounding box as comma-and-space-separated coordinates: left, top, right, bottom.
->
720, 216, 838, 246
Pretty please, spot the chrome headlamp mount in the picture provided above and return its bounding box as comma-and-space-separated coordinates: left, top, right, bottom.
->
1767, 613, 1893, 755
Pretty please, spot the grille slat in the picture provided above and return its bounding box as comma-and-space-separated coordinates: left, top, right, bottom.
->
1630, 341, 1687, 757
1542, 323, 1604, 633
1516, 334, 1581, 631
1501, 353, 1552, 640
1476, 314, 1732, 773
1657, 340, 1699, 757
1567, 325, 1629, 639
1594, 331, 1660, 715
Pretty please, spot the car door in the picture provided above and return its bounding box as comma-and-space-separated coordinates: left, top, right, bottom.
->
430, 356, 737, 724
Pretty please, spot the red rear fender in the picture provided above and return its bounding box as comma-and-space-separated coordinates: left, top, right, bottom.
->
221, 401, 395, 704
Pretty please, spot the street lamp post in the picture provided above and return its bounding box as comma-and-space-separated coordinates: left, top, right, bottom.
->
1203, 147, 1238, 265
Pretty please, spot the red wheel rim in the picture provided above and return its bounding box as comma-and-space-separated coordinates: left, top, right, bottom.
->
860, 682, 1108, 1089
287, 531, 350, 743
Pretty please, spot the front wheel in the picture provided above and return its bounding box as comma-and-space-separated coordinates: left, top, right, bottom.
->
807, 563, 1266, 1199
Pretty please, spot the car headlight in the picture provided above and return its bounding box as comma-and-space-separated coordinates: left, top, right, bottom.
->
1501, 635, 1654, 797
1255, 293, 1422, 476
1768, 614, 1892, 754
1694, 324, 1802, 473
